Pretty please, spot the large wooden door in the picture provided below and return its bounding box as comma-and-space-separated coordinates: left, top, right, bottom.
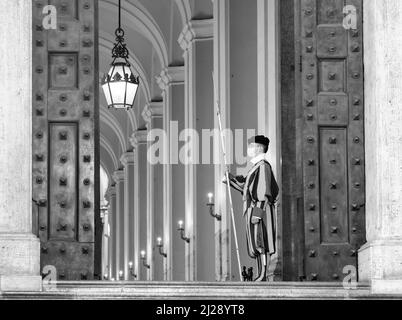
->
300, 0, 365, 281
32, 0, 99, 280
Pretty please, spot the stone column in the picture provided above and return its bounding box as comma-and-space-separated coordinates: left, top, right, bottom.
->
101, 209, 110, 279
106, 186, 116, 280
358, 0, 402, 294
0, 0, 41, 292
213, 0, 231, 282
142, 102, 163, 281
256, 0, 282, 281
112, 171, 125, 280
157, 67, 185, 281
120, 152, 135, 281
105, 186, 116, 279
179, 19, 215, 281
130, 130, 148, 281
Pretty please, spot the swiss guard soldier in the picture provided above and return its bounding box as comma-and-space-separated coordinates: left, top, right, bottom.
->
224, 135, 279, 281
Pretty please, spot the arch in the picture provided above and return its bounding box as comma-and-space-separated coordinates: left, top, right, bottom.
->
100, 107, 127, 152
99, 164, 111, 202
99, 0, 168, 68
100, 134, 119, 170
100, 160, 112, 185
174, 0, 192, 27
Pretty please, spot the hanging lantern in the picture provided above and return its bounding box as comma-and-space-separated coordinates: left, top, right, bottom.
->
102, 0, 139, 110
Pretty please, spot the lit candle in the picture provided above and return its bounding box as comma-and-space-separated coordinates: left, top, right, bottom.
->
157, 237, 163, 246
129, 261, 133, 269
140, 250, 146, 259
207, 193, 214, 204
178, 220, 184, 230
111, 278, 115, 281
119, 270, 123, 277
104, 274, 108, 279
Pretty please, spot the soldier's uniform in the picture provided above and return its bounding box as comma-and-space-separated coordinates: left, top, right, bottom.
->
227, 136, 278, 281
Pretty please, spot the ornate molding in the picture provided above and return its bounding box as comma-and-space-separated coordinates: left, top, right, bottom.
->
178, 19, 214, 51
112, 170, 125, 183
156, 66, 185, 91
142, 101, 163, 124
130, 129, 149, 147
105, 186, 117, 201
120, 151, 135, 167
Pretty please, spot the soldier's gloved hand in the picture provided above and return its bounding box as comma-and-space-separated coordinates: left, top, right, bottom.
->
235, 175, 246, 183
222, 174, 227, 184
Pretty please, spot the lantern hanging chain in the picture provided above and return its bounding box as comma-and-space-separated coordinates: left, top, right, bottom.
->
118, 0, 121, 31
112, 0, 129, 60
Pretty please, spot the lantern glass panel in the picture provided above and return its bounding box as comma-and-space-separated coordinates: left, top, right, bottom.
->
102, 62, 138, 109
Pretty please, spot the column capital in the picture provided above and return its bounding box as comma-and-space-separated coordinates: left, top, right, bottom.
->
112, 170, 125, 183
120, 151, 135, 167
130, 130, 148, 148
178, 19, 214, 51
156, 66, 185, 91
142, 101, 163, 125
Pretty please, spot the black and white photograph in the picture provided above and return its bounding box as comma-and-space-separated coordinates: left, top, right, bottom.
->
0, 0, 401, 307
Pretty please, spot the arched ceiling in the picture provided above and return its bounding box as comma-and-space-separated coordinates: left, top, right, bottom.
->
99, 0, 168, 67
100, 135, 118, 175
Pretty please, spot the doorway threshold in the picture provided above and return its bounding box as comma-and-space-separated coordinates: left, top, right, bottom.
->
1, 281, 391, 300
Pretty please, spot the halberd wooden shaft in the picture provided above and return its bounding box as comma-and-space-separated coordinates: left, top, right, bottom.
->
213, 72, 243, 281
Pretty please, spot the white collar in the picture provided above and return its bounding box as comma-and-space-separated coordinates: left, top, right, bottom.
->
250, 153, 266, 165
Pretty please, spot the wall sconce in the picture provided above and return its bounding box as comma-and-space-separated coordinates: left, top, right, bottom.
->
128, 261, 137, 279
140, 250, 150, 269
156, 237, 167, 258
207, 193, 221, 221
177, 220, 190, 243
119, 270, 124, 280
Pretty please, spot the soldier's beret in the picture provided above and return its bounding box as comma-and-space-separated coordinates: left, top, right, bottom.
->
248, 135, 270, 148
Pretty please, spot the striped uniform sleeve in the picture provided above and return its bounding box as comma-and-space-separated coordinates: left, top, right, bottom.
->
256, 163, 272, 202
226, 176, 244, 194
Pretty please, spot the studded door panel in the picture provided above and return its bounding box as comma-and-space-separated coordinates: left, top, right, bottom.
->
32, 0, 98, 280
301, 0, 365, 281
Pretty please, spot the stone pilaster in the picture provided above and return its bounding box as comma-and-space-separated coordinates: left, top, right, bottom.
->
179, 19, 215, 281
256, 0, 282, 281
130, 130, 148, 280
157, 67, 185, 281
101, 209, 109, 280
358, 0, 402, 294
112, 170, 125, 280
212, 0, 231, 282
105, 186, 116, 279
142, 103, 164, 281
120, 152, 135, 281
0, 0, 41, 292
